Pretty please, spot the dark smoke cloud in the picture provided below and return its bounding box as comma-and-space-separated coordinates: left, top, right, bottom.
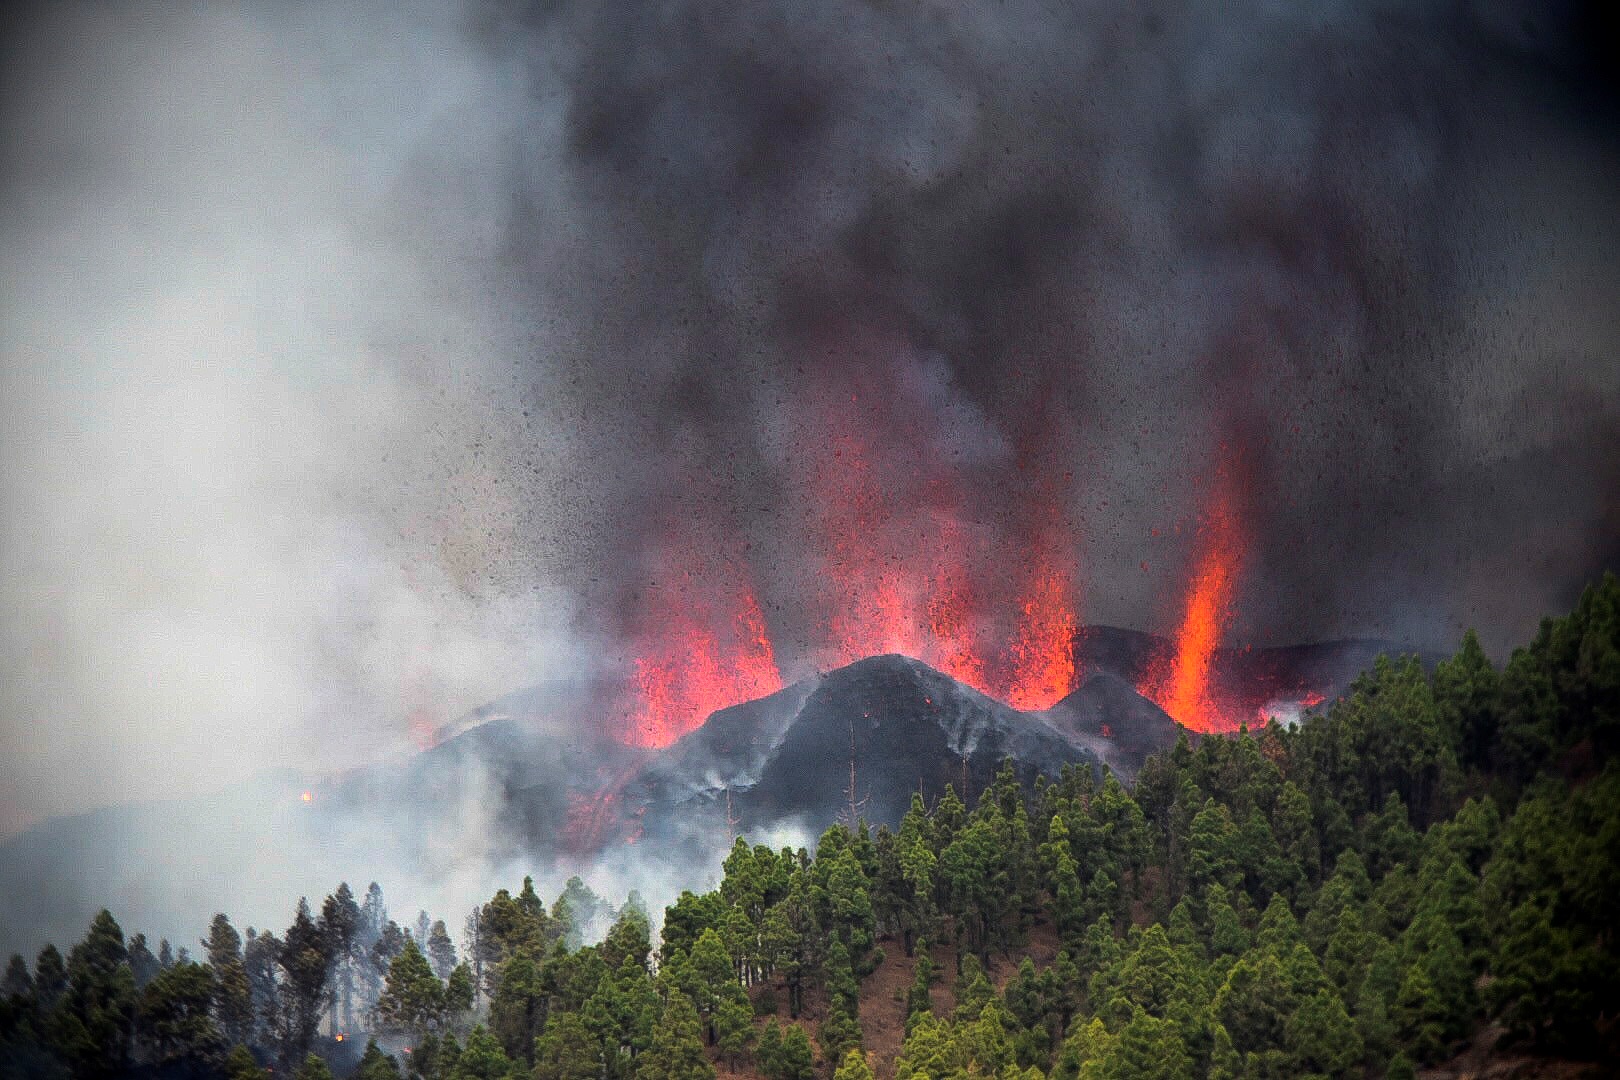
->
475, 0, 1620, 661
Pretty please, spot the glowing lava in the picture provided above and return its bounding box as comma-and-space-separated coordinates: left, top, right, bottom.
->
1002, 564, 1079, 709
805, 428, 1080, 707
626, 578, 782, 748
619, 364, 1087, 745
1144, 478, 1245, 732
925, 558, 987, 692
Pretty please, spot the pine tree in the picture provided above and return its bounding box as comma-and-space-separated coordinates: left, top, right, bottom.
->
322, 884, 361, 1031
817, 999, 862, 1065
54, 909, 137, 1077
376, 938, 444, 1038
204, 913, 254, 1046
445, 962, 476, 1027
223, 1043, 266, 1079
138, 960, 225, 1066
1108, 1005, 1190, 1080
128, 934, 159, 989
454, 1024, 519, 1079
637, 992, 713, 1080
356, 1038, 403, 1080
2, 954, 33, 1000
776, 1024, 816, 1080
487, 950, 544, 1062
278, 899, 333, 1068
714, 995, 755, 1069
242, 929, 283, 1048
1286, 988, 1362, 1079
294, 1052, 334, 1080
686, 927, 736, 1042
904, 947, 934, 1032
534, 1011, 602, 1080
34, 943, 68, 1009
1434, 629, 1499, 770
833, 1047, 875, 1080
757, 1018, 784, 1079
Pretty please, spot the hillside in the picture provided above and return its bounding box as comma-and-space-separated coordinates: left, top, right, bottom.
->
2, 577, 1616, 1079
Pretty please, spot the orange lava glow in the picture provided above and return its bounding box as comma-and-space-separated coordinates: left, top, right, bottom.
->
626, 574, 782, 748
1002, 563, 1079, 709
926, 568, 987, 692
1144, 479, 1245, 732
803, 427, 1080, 708
618, 361, 1086, 745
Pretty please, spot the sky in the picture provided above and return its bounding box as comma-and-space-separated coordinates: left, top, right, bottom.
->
2, 0, 1618, 839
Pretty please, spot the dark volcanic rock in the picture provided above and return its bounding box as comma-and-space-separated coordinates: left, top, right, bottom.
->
632, 655, 1099, 844
1044, 673, 1181, 777
620, 677, 820, 814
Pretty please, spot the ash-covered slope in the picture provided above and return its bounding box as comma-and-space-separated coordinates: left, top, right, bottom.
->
732, 654, 1093, 830
627, 676, 823, 806
0, 633, 1415, 957
1044, 673, 1182, 768
607, 632, 1424, 850
613, 655, 1108, 854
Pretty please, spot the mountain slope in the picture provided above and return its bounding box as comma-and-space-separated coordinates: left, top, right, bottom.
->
0, 634, 1403, 956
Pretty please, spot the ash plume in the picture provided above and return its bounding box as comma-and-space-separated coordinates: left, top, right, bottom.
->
478, 0, 1620, 663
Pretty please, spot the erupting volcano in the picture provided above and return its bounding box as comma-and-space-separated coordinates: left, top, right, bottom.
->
615, 421, 1317, 746
627, 580, 782, 748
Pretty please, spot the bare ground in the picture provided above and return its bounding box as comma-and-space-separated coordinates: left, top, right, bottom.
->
714, 915, 1063, 1080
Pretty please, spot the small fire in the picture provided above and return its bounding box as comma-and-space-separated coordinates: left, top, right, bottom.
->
300, 791, 313, 804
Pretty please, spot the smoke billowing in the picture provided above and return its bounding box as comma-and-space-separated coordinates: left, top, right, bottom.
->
492, 0, 1620, 671
1, 0, 1618, 946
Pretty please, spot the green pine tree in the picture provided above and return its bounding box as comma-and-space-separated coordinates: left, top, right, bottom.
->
637, 992, 714, 1080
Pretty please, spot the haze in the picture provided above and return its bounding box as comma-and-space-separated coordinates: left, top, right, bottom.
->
3, 0, 1618, 844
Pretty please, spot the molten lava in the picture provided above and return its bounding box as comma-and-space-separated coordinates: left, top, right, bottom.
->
1002, 563, 1079, 710
1144, 479, 1245, 732
805, 426, 1081, 708
626, 578, 782, 748
925, 569, 987, 692
618, 363, 1093, 745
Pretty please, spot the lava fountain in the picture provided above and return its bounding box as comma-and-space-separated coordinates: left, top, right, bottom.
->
1143, 468, 1246, 732
625, 571, 783, 748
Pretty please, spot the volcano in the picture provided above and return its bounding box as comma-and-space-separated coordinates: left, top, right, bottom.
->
0, 628, 1413, 955
615, 654, 1105, 851
555, 625, 1409, 853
